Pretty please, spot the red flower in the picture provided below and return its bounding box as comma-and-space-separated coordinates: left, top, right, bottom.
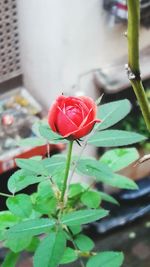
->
48, 95, 100, 140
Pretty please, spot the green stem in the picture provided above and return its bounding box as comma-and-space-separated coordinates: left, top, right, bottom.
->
60, 141, 73, 203
131, 80, 150, 130
66, 227, 85, 267
127, 0, 150, 132
0, 192, 12, 198
127, 0, 140, 73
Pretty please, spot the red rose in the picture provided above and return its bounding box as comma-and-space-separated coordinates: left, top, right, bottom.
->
48, 95, 100, 140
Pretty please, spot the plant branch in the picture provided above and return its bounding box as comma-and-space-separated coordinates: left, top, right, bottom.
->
0, 192, 13, 198
127, 0, 150, 131
68, 137, 88, 185
127, 0, 140, 73
66, 227, 85, 267
60, 141, 73, 203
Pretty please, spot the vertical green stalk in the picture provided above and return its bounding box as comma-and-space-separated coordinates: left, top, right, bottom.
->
60, 141, 73, 203
127, 0, 150, 131
127, 0, 140, 74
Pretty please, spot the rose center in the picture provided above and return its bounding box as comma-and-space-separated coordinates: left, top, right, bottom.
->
64, 106, 84, 126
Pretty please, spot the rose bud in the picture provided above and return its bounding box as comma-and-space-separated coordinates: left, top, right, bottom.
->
48, 95, 101, 140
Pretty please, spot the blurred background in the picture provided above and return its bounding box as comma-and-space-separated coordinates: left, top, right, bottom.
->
0, 0, 150, 106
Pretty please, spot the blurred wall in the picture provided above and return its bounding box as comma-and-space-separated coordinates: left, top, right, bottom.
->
17, 0, 150, 109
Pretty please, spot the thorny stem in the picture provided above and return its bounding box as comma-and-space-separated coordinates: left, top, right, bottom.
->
127, 0, 150, 131
130, 80, 150, 131
60, 141, 73, 203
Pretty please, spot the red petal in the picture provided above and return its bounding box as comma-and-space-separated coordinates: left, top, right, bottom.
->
65, 106, 83, 126
56, 107, 78, 137
56, 95, 68, 108
48, 95, 68, 132
48, 100, 58, 132
79, 108, 94, 128
78, 96, 97, 117
64, 119, 100, 139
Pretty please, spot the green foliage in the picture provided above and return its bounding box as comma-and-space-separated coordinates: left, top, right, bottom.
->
69, 183, 85, 198
42, 154, 66, 175
15, 158, 48, 176
100, 147, 139, 171
6, 218, 56, 238
61, 209, 108, 226
37, 180, 54, 197
26, 237, 40, 252
86, 251, 124, 267
33, 181, 57, 215
5, 232, 32, 253
77, 158, 138, 190
17, 121, 68, 148
6, 194, 33, 218
8, 170, 45, 194
0, 211, 20, 241
17, 137, 46, 147
0, 211, 20, 231
116, 106, 150, 151
75, 234, 94, 251
98, 191, 119, 205
39, 123, 68, 144
96, 99, 131, 130
69, 225, 82, 235
88, 130, 147, 147
60, 247, 78, 264
33, 231, 66, 267
76, 157, 113, 179
81, 191, 101, 208
107, 173, 138, 190
34, 194, 57, 215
